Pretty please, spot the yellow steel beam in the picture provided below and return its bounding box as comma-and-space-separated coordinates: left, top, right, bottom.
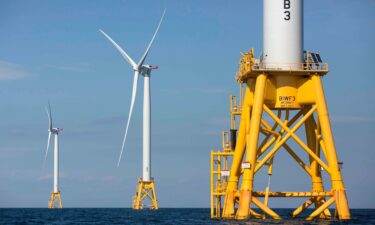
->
304, 110, 331, 218
257, 136, 277, 158
222, 85, 252, 218
251, 196, 282, 220
283, 143, 313, 177
260, 126, 280, 137
318, 137, 328, 162
226, 86, 251, 190
236, 74, 268, 220
312, 74, 350, 219
48, 192, 62, 209
254, 105, 317, 173
306, 197, 335, 220
312, 75, 343, 188
211, 48, 350, 220
212, 152, 234, 156
287, 109, 306, 127
133, 179, 158, 210
263, 105, 331, 174
249, 209, 263, 219
263, 186, 271, 216
253, 191, 333, 197
217, 154, 222, 217
257, 111, 281, 158
210, 151, 215, 218
291, 198, 314, 218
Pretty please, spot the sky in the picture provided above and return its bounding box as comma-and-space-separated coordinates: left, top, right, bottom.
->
0, 0, 374, 208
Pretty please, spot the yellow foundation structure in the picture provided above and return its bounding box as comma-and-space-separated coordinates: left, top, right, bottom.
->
48, 192, 62, 209
132, 178, 158, 210
210, 49, 350, 220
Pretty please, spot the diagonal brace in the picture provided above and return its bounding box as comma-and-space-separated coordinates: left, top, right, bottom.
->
306, 197, 335, 220
263, 105, 331, 174
291, 198, 314, 218
251, 196, 282, 219
283, 143, 313, 177
255, 105, 317, 173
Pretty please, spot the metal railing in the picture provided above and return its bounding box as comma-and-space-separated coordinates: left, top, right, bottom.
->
252, 62, 328, 71
237, 60, 329, 78
222, 131, 231, 151
230, 95, 241, 114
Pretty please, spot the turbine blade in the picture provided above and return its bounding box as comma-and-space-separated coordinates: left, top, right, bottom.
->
100, 29, 137, 69
118, 71, 140, 167
46, 102, 53, 130
137, 9, 166, 67
43, 131, 52, 167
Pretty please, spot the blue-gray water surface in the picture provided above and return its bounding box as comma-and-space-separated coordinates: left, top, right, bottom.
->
0, 208, 374, 225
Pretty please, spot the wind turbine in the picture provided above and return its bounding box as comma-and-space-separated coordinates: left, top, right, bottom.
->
44, 102, 63, 208
100, 10, 165, 209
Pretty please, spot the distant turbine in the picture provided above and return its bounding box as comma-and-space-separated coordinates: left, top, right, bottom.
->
100, 9, 165, 209
44, 102, 63, 208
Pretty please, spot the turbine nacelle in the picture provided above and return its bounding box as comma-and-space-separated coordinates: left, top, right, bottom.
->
143, 65, 159, 69
140, 65, 159, 76
49, 128, 63, 134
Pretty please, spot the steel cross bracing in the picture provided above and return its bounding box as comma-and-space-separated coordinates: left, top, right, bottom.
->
132, 178, 158, 210
48, 192, 62, 209
210, 49, 350, 220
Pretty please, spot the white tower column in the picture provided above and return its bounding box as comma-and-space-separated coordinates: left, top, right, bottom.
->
54, 133, 59, 193
143, 74, 151, 182
263, 0, 303, 69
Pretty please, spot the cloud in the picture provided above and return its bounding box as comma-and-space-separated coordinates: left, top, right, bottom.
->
331, 116, 374, 124
159, 89, 183, 95
40, 63, 91, 73
38, 172, 67, 181
80, 175, 120, 182
0, 60, 31, 80
38, 174, 53, 181
0, 146, 38, 159
0, 171, 17, 178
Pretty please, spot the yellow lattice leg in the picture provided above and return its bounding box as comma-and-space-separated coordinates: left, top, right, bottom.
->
222, 86, 252, 218
132, 178, 158, 210
236, 74, 267, 220
312, 75, 350, 220
304, 110, 331, 218
48, 192, 62, 209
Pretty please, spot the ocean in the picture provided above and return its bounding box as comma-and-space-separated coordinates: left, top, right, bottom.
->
0, 208, 374, 225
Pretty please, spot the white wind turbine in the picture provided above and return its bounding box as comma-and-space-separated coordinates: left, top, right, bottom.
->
44, 102, 63, 208
100, 10, 165, 184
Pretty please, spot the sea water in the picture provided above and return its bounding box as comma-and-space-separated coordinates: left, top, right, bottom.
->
0, 208, 374, 225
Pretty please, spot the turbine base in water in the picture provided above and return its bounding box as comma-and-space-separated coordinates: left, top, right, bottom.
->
132, 178, 158, 210
210, 49, 350, 220
48, 192, 62, 209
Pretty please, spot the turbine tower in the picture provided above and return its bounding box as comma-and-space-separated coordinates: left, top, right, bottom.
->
44, 102, 63, 209
100, 10, 165, 209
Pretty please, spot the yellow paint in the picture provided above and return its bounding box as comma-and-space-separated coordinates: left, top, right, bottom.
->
222, 86, 251, 218
210, 49, 350, 220
132, 178, 158, 210
236, 73, 267, 220
48, 192, 62, 209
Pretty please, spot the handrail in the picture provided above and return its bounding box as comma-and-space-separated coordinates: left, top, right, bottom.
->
252, 62, 328, 71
